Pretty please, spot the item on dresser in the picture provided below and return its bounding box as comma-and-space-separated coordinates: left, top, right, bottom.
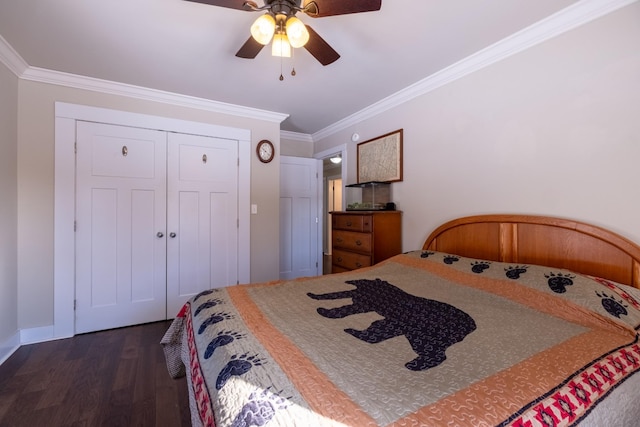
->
345, 181, 392, 211
331, 210, 402, 273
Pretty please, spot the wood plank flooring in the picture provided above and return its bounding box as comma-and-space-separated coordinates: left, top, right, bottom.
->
0, 321, 191, 427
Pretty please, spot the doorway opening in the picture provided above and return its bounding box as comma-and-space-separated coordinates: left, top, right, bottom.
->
322, 154, 343, 274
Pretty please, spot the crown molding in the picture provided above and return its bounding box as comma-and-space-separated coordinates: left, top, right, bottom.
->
280, 130, 313, 143
20, 67, 289, 124
0, 33, 289, 124
0, 34, 28, 76
2, 0, 635, 138
312, 0, 638, 142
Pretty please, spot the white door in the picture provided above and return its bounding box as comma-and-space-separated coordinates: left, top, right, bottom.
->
280, 156, 321, 280
166, 133, 239, 315
75, 122, 167, 334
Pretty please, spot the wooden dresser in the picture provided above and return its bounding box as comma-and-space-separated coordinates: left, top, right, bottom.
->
331, 211, 402, 273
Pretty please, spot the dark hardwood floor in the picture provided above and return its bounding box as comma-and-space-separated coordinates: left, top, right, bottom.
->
0, 321, 191, 427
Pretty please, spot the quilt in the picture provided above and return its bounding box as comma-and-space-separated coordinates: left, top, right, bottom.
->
162, 251, 640, 427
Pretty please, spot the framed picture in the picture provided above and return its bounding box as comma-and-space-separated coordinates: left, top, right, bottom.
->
357, 129, 403, 183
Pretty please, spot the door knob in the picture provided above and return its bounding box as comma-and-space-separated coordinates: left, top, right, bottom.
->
157, 232, 164, 238
169, 232, 177, 238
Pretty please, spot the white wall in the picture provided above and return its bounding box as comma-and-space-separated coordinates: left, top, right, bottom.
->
0, 61, 19, 353
16, 80, 282, 330
315, 3, 640, 252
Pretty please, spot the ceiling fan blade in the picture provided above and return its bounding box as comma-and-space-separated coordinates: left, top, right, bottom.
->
184, 0, 253, 11
303, 25, 340, 66
236, 36, 264, 59
304, 0, 381, 17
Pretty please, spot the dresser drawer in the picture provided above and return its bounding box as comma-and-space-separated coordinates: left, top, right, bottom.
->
331, 264, 350, 274
332, 214, 372, 232
332, 249, 372, 270
332, 230, 372, 254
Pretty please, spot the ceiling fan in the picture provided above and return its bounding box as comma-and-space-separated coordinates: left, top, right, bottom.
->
185, 0, 382, 66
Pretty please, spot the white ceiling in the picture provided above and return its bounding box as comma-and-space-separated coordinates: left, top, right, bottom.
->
0, 0, 581, 135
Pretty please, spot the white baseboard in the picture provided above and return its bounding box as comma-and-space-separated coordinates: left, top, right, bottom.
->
0, 325, 70, 366
0, 330, 20, 365
20, 325, 56, 345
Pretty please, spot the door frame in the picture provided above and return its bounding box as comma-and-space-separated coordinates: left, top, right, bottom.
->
314, 144, 348, 260
53, 102, 251, 339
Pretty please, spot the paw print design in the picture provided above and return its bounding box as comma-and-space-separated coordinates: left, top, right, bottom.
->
231, 387, 291, 427
216, 353, 265, 390
443, 255, 460, 265
596, 291, 628, 318
592, 277, 640, 309
545, 272, 575, 294
505, 265, 528, 280
198, 312, 234, 335
470, 261, 491, 274
194, 298, 225, 317
204, 330, 246, 359
193, 289, 217, 302
420, 251, 435, 258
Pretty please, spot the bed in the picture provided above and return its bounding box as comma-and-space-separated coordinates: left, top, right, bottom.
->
162, 214, 640, 426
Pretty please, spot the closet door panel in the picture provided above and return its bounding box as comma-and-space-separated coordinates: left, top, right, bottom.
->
167, 133, 239, 316
176, 190, 203, 296
210, 192, 235, 288
76, 121, 167, 334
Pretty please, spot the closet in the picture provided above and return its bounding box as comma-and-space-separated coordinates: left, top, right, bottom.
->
74, 121, 239, 333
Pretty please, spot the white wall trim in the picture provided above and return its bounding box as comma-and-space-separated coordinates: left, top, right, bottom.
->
0, 34, 28, 76
0, 36, 288, 125
280, 130, 313, 143
34, 68, 289, 124
311, 0, 638, 141
54, 102, 252, 339
0, 331, 20, 365
20, 325, 56, 345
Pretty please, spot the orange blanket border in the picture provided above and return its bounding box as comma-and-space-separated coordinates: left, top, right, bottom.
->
227, 285, 378, 426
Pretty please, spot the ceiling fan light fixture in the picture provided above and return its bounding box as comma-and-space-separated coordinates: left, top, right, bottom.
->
285, 16, 309, 48
272, 33, 292, 57
250, 14, 276, 45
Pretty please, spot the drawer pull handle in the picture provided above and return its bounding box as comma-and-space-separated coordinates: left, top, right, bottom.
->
355, 240, 362, 246
355, 262, 362, 268
346, 221, 352, 226
337, 257, 343, 262
337, 238, 343, 243
122, 146, 128, 157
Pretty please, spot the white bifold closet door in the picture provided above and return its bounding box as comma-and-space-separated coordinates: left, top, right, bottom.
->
75, 122, 238, 334
166, 132, 238, 316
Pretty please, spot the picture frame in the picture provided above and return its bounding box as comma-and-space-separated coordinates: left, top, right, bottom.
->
357, 129, 403, 183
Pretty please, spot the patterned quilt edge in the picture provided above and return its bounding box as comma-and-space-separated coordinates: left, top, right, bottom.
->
185, 302, 217, 427
501, 338, 640, 427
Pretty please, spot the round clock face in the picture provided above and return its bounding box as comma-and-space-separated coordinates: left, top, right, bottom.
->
257, 140, 274, 163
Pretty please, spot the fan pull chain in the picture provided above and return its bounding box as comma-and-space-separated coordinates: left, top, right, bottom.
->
291, 48, 296, 77
279, 54, 284, 81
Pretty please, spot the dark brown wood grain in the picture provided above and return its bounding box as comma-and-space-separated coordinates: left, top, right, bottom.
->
0, 321, 190, 427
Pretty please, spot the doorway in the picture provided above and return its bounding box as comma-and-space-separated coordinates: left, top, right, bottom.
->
319, 149, 345, 274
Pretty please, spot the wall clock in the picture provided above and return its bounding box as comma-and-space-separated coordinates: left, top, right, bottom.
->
257, 139, 275, 163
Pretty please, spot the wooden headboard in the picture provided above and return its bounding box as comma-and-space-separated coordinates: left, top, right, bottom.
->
423, 214, 640, 289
